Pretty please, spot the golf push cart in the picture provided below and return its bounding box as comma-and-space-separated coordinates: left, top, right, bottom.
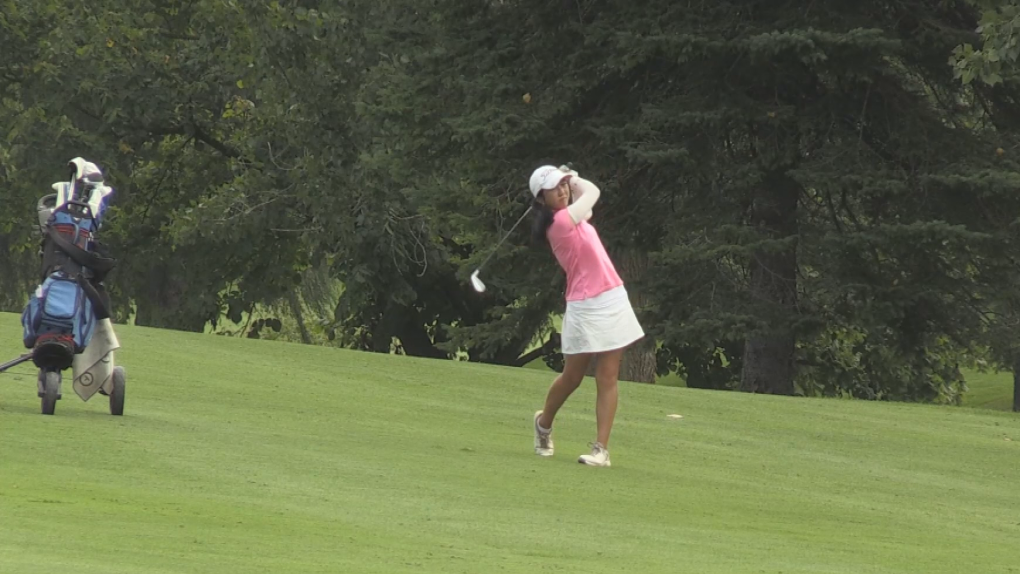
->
0, 158, 126, 415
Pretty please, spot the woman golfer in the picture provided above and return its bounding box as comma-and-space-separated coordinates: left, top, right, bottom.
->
529, 165, 644, 467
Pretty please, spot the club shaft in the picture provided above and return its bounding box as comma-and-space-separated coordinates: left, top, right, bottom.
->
478, 205, 533, 271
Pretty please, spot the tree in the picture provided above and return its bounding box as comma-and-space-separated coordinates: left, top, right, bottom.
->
951, 1, 1020, 86
353, 0, 1020, 400
6, 0, 1020, 406
1, 1, 356, 331
946, 0, 1020, 411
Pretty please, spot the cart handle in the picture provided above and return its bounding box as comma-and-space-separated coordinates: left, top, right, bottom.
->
0, 353, 33, 374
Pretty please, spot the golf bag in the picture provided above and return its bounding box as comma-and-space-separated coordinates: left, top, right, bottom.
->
21, 158, 116, 370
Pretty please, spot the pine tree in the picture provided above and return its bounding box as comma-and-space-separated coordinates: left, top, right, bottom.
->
360, 0, 1020, 399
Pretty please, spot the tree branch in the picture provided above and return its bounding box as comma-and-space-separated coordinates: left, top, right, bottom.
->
191, 123, 241, 159
512, 331, 560, 367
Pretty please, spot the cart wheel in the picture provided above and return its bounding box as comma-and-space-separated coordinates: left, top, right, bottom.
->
40, 371, 60, 415
109, 366, 125, 416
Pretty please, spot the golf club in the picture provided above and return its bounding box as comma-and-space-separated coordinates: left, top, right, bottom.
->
470, 205, 533, 293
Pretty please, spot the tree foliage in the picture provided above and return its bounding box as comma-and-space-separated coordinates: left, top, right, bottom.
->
3, 0, 1020, 403
952, 0, 1020, 86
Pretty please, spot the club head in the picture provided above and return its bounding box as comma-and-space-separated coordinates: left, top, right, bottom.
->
470, 269, 486, 293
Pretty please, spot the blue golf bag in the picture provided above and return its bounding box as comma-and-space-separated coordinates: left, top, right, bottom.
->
21, 159, 116, 371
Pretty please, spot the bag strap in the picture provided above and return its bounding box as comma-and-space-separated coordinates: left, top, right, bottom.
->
46, 226, 116, 275
76, 274, 111, 320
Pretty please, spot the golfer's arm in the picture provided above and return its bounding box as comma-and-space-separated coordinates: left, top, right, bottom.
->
567, 177, 600, 225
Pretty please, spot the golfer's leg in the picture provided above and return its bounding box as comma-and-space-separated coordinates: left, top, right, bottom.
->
538, 353, 591, 429
594, 348, 625, 447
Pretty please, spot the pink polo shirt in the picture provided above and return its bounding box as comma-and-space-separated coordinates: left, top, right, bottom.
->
547, 209, 623, 301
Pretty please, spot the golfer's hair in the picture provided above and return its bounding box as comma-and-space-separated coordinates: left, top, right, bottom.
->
531, 199, 555, 245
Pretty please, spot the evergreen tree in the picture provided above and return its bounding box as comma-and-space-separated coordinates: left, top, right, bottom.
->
359, 0, 1020, 398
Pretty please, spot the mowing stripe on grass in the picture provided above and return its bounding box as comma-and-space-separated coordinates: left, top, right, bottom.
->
1, 313, 1018, 573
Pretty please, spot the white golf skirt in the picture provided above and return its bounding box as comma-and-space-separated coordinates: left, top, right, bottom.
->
561, 286, 645, 355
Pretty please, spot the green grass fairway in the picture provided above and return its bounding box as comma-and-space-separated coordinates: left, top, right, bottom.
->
1, 313, 1019, 574
963, 369, 1017, 411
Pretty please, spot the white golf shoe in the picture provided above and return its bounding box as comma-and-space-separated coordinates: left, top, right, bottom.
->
578, 442, 611, 467
534, 411, 554, 456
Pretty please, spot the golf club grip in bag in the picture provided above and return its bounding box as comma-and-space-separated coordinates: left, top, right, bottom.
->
22, 199, 115, 370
